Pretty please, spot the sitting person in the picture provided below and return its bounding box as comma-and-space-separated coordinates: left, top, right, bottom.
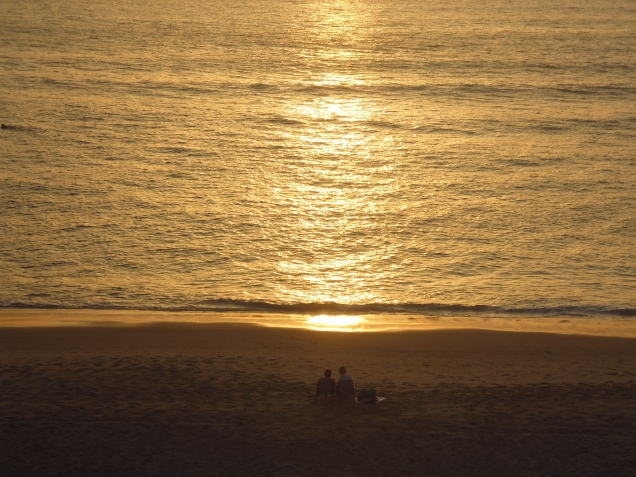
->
335, 366, 355, 402
315, 369, 336, 401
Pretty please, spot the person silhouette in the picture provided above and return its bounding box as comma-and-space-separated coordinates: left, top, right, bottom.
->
315, 369, 336, 401
335, 366, 355, 402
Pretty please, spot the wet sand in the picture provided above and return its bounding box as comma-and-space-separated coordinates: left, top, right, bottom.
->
1, 323, 635, 476
3, 308, 636, 336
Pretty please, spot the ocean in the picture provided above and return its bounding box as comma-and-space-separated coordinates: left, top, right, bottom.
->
1, 0, 635, 323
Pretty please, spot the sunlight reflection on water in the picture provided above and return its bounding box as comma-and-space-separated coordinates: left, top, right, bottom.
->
1, 0, 634, 314
305, 314, 367, 331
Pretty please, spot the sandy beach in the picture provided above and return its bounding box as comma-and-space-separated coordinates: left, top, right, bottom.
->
1, 319, 635, 476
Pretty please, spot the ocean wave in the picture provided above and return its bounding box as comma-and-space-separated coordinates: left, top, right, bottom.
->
4, 301, 635, 318
411, 125, 477, 134
263, 115, 306, 125
260, 82, 636, 97
362, 120, 404, 129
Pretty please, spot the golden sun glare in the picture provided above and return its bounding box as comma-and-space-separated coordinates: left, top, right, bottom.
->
305, 314, 366, 331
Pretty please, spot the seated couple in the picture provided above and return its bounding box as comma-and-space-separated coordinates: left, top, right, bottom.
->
316, 366, 355, 402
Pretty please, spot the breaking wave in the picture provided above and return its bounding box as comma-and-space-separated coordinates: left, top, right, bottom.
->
4, 301, 635, 318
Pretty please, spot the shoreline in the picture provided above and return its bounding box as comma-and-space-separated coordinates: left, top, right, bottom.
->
1, 307, 636, 337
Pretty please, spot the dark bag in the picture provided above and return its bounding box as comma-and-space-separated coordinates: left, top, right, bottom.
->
359, 389, 377, 401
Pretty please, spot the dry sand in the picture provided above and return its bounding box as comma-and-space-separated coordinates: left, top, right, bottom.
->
1, 322, 635, 476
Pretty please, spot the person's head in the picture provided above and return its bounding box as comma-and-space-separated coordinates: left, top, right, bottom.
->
324, 369, 332, 378
339, 366, 346, 375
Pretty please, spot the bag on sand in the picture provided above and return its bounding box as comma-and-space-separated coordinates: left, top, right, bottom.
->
359, 389, 377, 401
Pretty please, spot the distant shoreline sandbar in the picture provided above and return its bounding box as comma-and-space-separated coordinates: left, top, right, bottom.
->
1, 308, 636, 337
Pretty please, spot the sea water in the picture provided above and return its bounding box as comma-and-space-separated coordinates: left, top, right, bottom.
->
1, 0, 635, 322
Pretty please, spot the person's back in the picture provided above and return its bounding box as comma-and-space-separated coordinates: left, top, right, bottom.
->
316, 369, 336, 401
336, 366, 355, 402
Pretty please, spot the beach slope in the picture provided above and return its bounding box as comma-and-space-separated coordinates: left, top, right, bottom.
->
1, 324, 635, 476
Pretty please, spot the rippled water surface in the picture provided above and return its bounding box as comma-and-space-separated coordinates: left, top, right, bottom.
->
1, 0, 635, 317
